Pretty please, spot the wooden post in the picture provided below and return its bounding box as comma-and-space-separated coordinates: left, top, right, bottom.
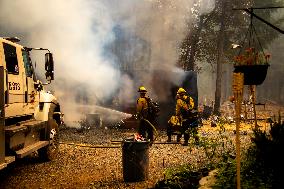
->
249, 85, 258, 129
233, 72, 244, 189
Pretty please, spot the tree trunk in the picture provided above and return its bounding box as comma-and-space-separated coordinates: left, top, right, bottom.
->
177, 7, 205, 71
187, 15, 204, 71
213, 1, 226, 115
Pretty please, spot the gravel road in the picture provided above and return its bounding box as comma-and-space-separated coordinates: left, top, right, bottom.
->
0, 122, 253, 189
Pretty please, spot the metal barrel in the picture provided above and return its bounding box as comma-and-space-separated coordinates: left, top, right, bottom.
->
122, 141, 150, 182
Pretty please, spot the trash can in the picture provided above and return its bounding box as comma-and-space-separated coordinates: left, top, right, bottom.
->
122, 140, 150, 182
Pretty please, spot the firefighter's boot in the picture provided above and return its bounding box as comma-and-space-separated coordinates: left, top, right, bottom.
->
182, 133, 189, 146
177, 134, 181, 143
167, 135, 171, 142
182, 141, 189, 146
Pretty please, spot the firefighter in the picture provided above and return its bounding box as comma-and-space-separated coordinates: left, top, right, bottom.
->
136, 86, 154, 141
175, 87, 199, 146
167, 93, 182, 142
167, 115, 182, 142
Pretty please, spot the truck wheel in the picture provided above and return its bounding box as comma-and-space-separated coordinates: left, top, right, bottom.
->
39, 104, 59, 161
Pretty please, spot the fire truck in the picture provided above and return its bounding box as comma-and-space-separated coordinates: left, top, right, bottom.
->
0, 37, 62, 170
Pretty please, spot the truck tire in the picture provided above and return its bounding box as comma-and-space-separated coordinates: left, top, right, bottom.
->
39, 104, 59, 161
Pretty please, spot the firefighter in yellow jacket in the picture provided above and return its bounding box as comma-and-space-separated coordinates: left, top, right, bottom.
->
136, 86, 154, 141
167, 93, 183, 142
175, 87, 198, 146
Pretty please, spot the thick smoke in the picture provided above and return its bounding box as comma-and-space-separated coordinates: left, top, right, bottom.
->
106, 0, 215, 103
0, 0, 119, 98
0, 0, 215, 126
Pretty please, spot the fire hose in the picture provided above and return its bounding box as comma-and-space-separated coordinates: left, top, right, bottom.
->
59, 142, 120, 148
142, 118, 160, 145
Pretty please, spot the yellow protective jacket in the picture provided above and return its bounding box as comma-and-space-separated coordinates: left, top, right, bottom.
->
168, 115, 182, 126
176, 95, 194, 120
137, 97, 149, 119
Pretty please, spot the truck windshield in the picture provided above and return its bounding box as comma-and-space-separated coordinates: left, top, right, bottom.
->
22, 50, 33, 77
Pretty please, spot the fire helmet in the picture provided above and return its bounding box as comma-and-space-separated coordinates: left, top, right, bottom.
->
138, 86, 147, 92
177, 87, 186, 94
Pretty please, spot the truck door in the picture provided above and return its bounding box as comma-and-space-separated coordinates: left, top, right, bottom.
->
2, 42, 26, 118
22, 49, 38, 115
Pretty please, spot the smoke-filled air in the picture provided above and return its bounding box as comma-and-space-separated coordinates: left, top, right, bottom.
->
0, 0, 215, 126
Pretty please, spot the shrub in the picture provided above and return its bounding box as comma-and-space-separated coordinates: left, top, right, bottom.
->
153, 121, 236, 189
214, 122, 284, 188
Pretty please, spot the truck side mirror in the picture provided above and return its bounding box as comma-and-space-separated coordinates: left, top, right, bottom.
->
45, 52, 54, 81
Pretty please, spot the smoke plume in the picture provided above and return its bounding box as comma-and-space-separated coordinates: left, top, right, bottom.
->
0, 0, 215, 126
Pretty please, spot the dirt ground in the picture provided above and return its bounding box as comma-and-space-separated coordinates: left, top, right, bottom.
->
0, 122, 257, 189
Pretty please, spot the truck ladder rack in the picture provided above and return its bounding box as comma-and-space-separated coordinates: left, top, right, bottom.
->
16, 141, 49, 158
